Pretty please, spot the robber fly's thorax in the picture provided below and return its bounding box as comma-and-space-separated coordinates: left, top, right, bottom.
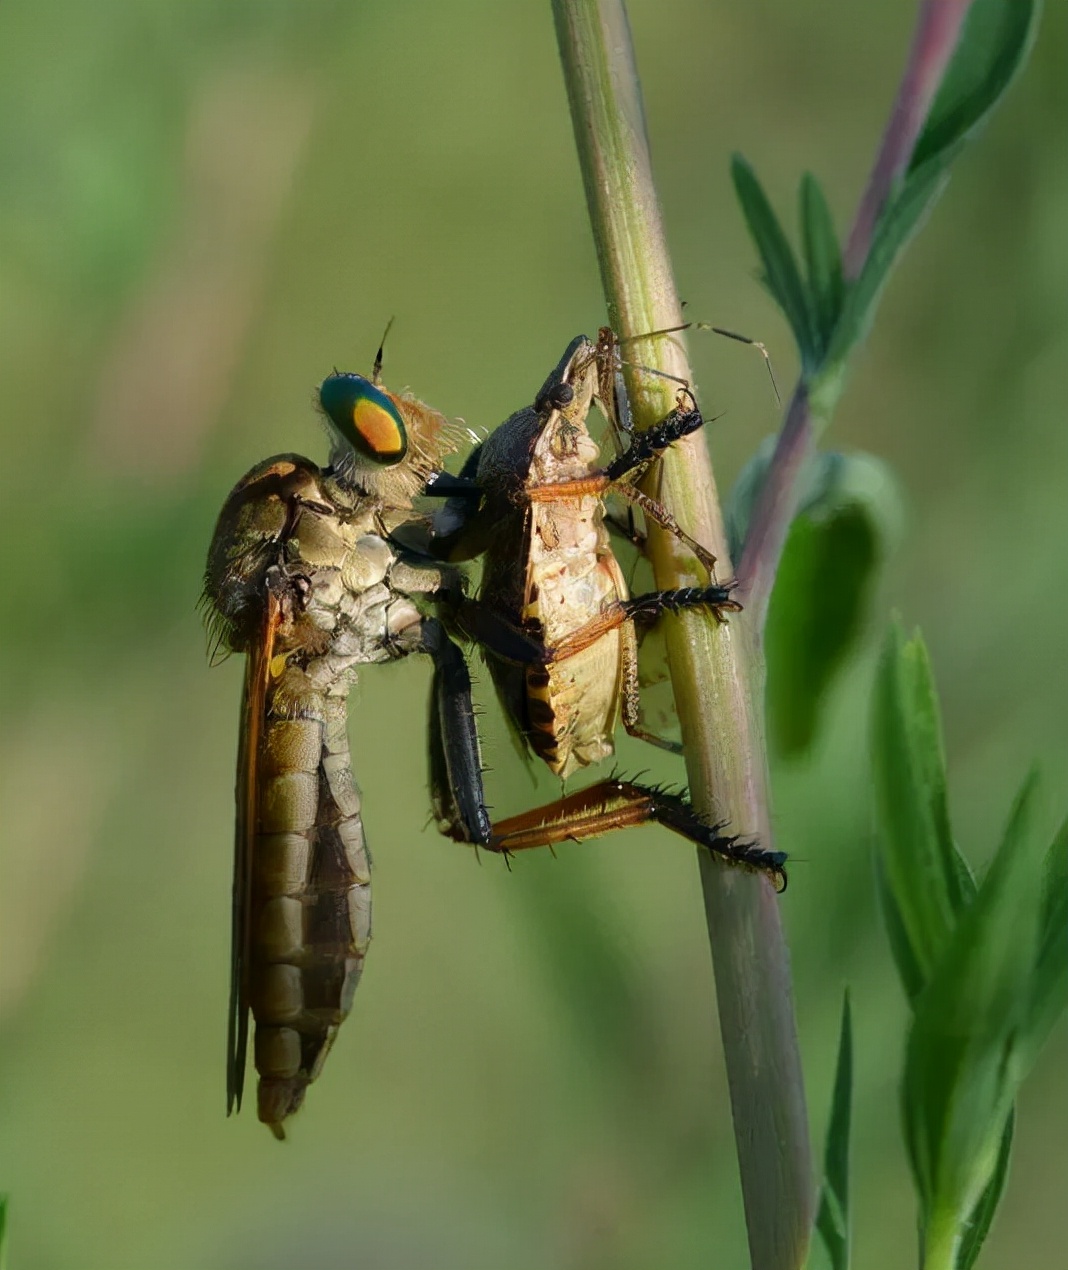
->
280, 496, 424, 671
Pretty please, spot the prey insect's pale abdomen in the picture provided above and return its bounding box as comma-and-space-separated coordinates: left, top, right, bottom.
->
524, 494, 624, 778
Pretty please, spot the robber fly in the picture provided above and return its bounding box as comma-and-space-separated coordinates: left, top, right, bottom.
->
424, 334, 787, 889
202, 356, 488, 1138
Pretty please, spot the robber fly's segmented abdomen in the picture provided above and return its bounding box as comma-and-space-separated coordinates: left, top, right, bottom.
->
252, 685, 370, 1135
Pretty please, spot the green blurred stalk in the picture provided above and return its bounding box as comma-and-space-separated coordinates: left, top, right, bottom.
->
551, 2, 813, 1266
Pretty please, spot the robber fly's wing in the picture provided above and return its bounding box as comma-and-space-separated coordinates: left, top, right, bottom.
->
227, 589, 280, 1116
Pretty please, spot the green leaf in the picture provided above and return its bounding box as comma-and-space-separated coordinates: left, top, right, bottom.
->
815, 993, 853, 1270
728, 446, 900, 757
912, 0, 1041, 172
766, 451, 900, 756
872, 626, 971, 989
956, 1114, 1014, 1270
731, 154, 819, 369
0, 1193, 7, 1270
875, 852, 928, 1003
767, 507, 875, 756
1018, 814, 1068, 1070
799, 172, 844, 358
904, 771, 1046, 1252
727, 440, 899, 568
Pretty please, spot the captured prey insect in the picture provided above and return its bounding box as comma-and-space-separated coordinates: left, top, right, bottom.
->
202, 357, 490, 1138
424, 333, 787, 889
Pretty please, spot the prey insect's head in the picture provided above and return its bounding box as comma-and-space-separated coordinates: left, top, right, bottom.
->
318, 373, 408, 467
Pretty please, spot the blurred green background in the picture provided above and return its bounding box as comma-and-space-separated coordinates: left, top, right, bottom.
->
1, 2, 1065, 1267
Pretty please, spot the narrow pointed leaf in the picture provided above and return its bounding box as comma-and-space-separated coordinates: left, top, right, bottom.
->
731, 154, 819, 368
875, 852, 927, 1003
1018, 815, 1068, 1070
904, 772, 1046, 1244
799, 171, 844, 357
956, 1115, 1014, 1270
872, 627, 967, 986
815, 993, 853, 1270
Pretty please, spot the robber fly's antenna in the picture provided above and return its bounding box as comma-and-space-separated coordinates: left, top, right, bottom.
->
372, 315, 395, 386
623, 322, 781, 406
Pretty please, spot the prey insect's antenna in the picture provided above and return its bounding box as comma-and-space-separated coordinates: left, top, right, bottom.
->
372, 315, 396, 386
625, 321, 781, 406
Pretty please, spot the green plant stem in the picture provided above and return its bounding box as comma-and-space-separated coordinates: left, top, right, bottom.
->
552, 3, 813, 1266
922, 1210, 962, 1270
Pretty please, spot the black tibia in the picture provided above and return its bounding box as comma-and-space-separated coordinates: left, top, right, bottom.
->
622, 584, 742, 625
486, 775, 788, 891
602, 403, 705, 483
423, 471, 483, 499
420, 618, 492, 846
422, 448, 493, 562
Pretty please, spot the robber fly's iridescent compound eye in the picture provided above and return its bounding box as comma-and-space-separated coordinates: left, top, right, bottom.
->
319, 373, 408, 465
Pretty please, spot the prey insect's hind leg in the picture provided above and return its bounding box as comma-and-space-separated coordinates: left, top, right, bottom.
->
610, 483, 722, 579
449, 585, 739, 671
548, 583, 741, 662
485, 777, 787, 891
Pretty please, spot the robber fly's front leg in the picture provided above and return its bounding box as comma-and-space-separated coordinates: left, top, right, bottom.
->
378, 553, 493, 848
390, 614, 492, 848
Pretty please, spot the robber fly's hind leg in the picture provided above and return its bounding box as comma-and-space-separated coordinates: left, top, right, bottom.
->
418, 618, 492, 847
486, 776, 787, 891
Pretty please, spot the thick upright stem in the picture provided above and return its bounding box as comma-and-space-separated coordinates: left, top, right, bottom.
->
552, 3, 813, 1266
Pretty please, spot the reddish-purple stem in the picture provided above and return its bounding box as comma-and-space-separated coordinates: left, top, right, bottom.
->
735, 383, 809, 631
740, 0, 975, 628
844, 0, 975, 277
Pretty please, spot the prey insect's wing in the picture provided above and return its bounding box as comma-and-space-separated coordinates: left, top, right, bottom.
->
227, 589, 281, 1115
